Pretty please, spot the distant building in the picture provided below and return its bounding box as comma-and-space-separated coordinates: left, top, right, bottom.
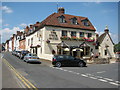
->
97, 26, 115, 58
15, 31, 23, 51
19, 33, 26, 50
5, 40, 9, 51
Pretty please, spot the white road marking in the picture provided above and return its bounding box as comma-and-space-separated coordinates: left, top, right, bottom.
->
75, 72, 80, 75
89, 77, 97, 79
63, 69, 68, 72
68, 71, 73, 73
109, 82, 119, 86
81, 74, 88, 77
104, 78, 113, 81
98, 79, 108, 82
71, 72, 79, 75
50, 66, 119, 86
97, 71, 106, 74
85, 73, 92, 76
55, 67, 63, 70
96, 76, 103, 78
115, 81, 120, 83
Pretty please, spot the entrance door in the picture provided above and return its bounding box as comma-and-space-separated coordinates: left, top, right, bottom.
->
35, 47, 37, 55
73, 51, 77, 57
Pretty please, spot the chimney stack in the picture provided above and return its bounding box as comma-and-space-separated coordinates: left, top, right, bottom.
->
58, 7, 65, 14
24, 26, 29, 34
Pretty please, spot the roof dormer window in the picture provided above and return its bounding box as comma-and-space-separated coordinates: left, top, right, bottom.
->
82, 19, 90, 26
71, 17, 78, 25
58, 15, 66, 23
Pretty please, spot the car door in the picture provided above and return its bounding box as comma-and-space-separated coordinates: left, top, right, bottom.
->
57, 55, 66, 65
68, 56, 76, 66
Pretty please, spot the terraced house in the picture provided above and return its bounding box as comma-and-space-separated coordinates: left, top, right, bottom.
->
25, 7, 100, 60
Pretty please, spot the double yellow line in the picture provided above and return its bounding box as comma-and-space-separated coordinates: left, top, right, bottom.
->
3, 58, 38, 90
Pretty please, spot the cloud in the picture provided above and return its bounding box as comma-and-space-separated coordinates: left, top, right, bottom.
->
0, 6, 13, 13
19, 23, 33, 28
95, 31, 104, 35
4, 24, 9, 26
0, 27, 24, 42
19, 23, 27, 28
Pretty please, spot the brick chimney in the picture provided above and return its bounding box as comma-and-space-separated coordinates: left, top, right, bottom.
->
58, 7, 65, 14
17, 31, 20, 35
24, 26, 29, 34
30, 25, 33, 29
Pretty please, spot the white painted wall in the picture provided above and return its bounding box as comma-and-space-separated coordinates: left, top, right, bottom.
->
26, 26, 96, 61
99, 34, 115, 58
9, 39, 12, 52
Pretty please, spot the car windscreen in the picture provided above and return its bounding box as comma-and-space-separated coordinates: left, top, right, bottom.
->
22, 51, 29, 54
57, 56, 64, 59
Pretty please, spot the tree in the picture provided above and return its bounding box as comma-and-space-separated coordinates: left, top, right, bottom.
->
114, 42, 120, 52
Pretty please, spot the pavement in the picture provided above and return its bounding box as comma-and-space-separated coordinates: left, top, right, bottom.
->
1, 53, 21, 88
2, 52, 119, 89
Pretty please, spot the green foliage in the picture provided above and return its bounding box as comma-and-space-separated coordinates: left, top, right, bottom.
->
114, 42, 120, 52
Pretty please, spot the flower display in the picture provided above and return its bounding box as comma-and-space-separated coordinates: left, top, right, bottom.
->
60, 36, 70, 40
71, 36, 77, 40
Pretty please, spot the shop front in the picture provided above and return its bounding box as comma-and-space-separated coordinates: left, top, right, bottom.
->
57, 41, 91, 59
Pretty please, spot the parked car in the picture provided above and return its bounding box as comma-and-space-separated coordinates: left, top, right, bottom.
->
20, 50, 29, 59
52, 55, 86, 67
15, 51, 21, 57
23, 53, 41, 63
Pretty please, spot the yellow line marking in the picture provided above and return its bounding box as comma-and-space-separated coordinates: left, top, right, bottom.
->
3, 58, 38, 90
3, 60, 31, 89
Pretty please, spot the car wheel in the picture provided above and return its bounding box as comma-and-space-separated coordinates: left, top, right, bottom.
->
78, 62, 84, 67
55, 62, 61, 68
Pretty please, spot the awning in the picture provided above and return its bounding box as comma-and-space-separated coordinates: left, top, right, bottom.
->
57, 41, 69, 48
64, 48, 70, 51
79, 42, 90, 47
72, 49, 83, 52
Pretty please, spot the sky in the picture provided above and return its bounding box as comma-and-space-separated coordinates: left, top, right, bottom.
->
0, 2, 118, 44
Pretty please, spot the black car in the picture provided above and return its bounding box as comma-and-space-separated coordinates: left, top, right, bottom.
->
20, 50, 29, 59
52, 55, 86, 67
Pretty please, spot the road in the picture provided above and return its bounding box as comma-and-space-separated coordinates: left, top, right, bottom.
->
2, 52, 120, 89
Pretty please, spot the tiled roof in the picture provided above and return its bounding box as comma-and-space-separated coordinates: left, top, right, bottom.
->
38, 13, 96, 31
97, 33, 114, 44
97, 33, 106, 44
26, 13, 96, 36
